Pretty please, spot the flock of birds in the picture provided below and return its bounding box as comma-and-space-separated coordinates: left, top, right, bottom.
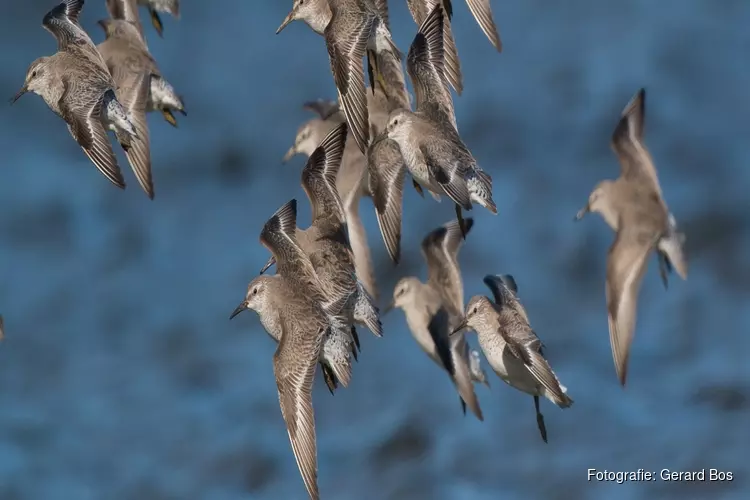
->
7, 0, 690, 498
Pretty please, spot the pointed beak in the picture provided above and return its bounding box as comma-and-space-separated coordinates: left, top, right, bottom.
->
574, 204, 589, 221
10, 86, 27, 105
382, 301, 395, 315
259, 256, 276, 275
282, 145, 298, 163
229, 301, 247, 320
97, 19, 107, 32
450, 318, 468, 337
276, 10, 296, 35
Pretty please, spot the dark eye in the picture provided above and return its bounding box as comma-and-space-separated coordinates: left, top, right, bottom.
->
252, 288, 258, 296
31, 71, 37, 78
472, 307, 478, 314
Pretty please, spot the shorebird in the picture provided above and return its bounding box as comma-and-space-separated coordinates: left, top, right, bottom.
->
265, 124, 382, 329
100, 1, 187, 127
575, 88, 688, 386
137, 0, 179, 37
282, 95, 391, 299
385, 4, 496, 238
11, 0, 139, 191
364, 13, 412, 264
231, 202, 358, 397
276, 0, 400, 155
230, 199, 345, 500
387, 218, 489, 420
406, 0, 502, 95
453, 274, 573, 442
96, 19, 155, 197
263, 124, 382, 390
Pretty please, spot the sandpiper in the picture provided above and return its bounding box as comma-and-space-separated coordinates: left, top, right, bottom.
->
387, 218, 488, 420
407, 0, 503, 95
575, 88, 687, 386
276, 0, 400, 156
12, 0, 139, 191
385, 5, 496, 237
453, 274, 573, 442
98, 8, 186, 128
263, 124, 382, 388
230, 199, 338, 500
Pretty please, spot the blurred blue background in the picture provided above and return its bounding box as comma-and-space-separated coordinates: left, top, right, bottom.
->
1, 0, 748, 498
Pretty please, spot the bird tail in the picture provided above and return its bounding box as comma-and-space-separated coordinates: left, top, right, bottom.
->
523, 347, 573, 409
468, 169, 496, 214
103, 89, 137, 142
321, 322, 353, 389
658, 215, 688, 281
353, 280, 383, 337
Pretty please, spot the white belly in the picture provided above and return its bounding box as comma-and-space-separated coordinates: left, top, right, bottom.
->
480, 334, 540, 396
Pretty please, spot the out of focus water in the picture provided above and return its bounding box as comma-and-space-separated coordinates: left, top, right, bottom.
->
0, 0, 748, 498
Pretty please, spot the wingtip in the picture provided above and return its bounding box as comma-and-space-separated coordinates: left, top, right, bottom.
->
266, 198, 298, 235
499, 274, 518, 293
616, 87, 646, 143
615, 360, 629, 388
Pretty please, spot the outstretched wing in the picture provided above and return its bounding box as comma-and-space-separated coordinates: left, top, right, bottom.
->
611, 88, 663, 198
118, 70, 153, 198
406, 4, 457, 128
606, 219, 657, 386
274, 319, 324, 500
60, 79, 125, 189
259, 200, 317, 283
325, 8, 374, 155
422, 218, 473, 315
43, 0, 90, 51
465, 0, 502, 52
368, 135, 406, 263
301, 123, 348, 224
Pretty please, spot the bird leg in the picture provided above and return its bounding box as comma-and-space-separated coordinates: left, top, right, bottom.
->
150, 8, 165, 37
321, 364, 338, 395
351, 325, 361, 354
658, 252, 672, 290
455, 204, 468, 239
162, 109, 178, 127
534, 395, 548, 443
350, 326, 360, 362
366, 51, 376, 94
412, 179, 425, 198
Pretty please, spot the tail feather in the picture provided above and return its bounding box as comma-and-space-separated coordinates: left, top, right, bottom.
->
468, 169, 496, 214
658, 229, 688, 281
434, 169, 471, 210
354, 280, 382, 337
524, 347, 573, 409
103, 89, 137, 139
322, 325, 353, 389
